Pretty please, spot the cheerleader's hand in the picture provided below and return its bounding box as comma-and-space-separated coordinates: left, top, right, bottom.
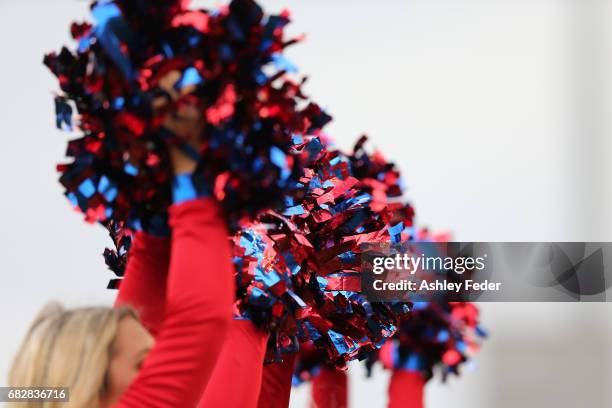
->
153, 69, 204, 175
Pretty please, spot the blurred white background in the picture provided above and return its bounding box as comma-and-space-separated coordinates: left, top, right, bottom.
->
0, 0, 611, 407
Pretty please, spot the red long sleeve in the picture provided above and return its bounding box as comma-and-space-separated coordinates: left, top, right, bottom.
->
113, 198, 234, 408
310, 367, 348, 408
387, 370, 425, 408
198, 319, 268, 407
115, 232, 170, 336
257, 352, 297, 408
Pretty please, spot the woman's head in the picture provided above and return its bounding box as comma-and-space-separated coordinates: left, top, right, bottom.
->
8, 302, 154, 408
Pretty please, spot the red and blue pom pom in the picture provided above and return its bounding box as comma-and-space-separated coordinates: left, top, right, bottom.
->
284, 137, 412, 367
369, 300, 486, 381
46, 0, 330, 230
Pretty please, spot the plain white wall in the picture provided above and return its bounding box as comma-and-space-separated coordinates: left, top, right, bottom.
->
0, 1, 610, 407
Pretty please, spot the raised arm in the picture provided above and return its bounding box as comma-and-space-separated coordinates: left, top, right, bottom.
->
388, 370, 425, 408
115, 232, 170, 336
311, 366, 348, 408
257, 353, 297, 408
113, 196, 234, 407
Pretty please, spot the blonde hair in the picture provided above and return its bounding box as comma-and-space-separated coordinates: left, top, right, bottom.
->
8, 302, 138, 408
